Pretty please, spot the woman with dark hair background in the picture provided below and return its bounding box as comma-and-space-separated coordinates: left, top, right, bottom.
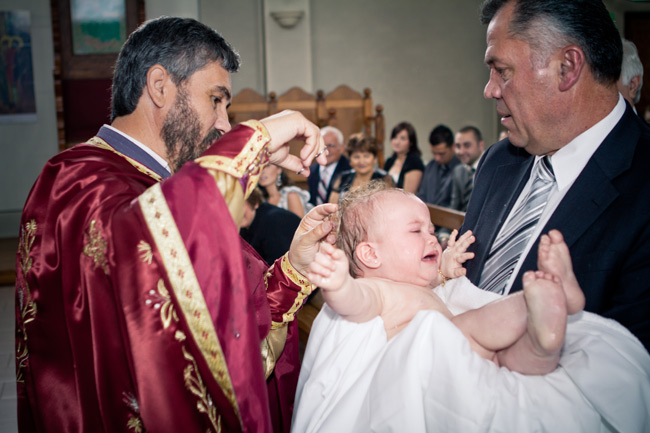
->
259, 164, 312, 217
383, 122, 424, 193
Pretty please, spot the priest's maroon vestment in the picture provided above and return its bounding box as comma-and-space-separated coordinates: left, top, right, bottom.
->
15, 121, 312, 432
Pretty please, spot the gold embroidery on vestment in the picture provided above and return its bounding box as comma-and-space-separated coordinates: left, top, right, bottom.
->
183, 346, 222, 433
83, 220, 109, 275
145, 279, 178, 330
16, 219, 38, 383
138, 184, 240, 428
122, 392, 144, 432
126, 416, 143, 433
138, 240, 153, 264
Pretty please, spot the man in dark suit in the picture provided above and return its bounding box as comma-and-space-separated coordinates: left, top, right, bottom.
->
450, 126, 485, 212
240, 188, 301, 266
308, 126, 350, 206
462, 0, 650, 351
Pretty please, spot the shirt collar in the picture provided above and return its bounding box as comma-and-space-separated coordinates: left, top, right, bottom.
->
546, 94, 625, 191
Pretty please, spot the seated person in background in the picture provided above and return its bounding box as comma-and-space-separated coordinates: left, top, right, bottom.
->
259, 164, 312, 217
416, 124, 461, 208
328, 133, 394, 204
449, 126, 485, 212
308, 126, 351, 205
383, 122, 424, 194
240, 188, 301, 265
309, 181, 585, 375
417, 124, 461, 246
616, 38, 643, 115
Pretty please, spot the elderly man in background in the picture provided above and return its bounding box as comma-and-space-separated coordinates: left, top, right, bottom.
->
308, 126, 351, 206
617, 37, 644, 114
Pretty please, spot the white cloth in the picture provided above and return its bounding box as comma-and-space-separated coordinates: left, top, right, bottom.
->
292, 277, 650, 433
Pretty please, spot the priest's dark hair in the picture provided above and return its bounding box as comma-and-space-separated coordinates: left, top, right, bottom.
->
111, 16, 240, 121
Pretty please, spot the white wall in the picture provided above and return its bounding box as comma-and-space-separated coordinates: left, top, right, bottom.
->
309, 0, 494, 163
201, 0, 495, 165
201, 0, 267, 94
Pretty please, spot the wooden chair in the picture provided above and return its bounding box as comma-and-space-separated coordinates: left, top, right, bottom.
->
323, 85, 385, 166
228, 85, 385, 187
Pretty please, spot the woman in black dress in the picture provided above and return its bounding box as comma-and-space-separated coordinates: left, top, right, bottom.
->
383, 122, 424, 193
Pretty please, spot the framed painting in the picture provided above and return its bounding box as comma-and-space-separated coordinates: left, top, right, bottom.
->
70, 0, 127, 55
0, 10, 37, 123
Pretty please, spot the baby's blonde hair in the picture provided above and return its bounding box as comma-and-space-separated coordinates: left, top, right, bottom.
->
336, 180, 411, 277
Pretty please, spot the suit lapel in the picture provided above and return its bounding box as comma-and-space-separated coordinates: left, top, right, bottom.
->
542, 107, 638, 248
512, 107, 641, 291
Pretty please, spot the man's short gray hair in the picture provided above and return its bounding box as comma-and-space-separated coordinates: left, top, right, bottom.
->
621, 38, 644, 104
321, 126, 344, 147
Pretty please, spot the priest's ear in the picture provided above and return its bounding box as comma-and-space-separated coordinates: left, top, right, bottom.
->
355, 242, 380, 269
145, 64, 174, 108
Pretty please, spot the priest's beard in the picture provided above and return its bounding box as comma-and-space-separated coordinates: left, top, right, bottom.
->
161, 88, 222, 173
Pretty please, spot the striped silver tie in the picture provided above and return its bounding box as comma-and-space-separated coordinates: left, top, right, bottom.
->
479, 156, 555, 294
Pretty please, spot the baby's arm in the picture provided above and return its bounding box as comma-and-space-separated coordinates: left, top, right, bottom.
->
308, 242, 384, 322
440, 229, 475, 280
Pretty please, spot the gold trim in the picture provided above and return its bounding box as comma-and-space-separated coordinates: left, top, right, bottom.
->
138, 184, 241, 426
88, 137, 163, 182
261, 326, 288, 378
269, 254, 315, 329
195, 120, 271, 198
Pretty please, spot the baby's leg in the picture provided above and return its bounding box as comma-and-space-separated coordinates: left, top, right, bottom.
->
451, 292, 528, 362
537, 230, 585, 314
496, 271, 566, 375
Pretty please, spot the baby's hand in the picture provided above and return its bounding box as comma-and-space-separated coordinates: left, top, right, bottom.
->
308, 242, 350, 291
440, 229, 475, 279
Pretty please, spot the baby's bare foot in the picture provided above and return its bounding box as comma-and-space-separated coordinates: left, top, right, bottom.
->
522, 271, 567, 357
537, 230, 585, 314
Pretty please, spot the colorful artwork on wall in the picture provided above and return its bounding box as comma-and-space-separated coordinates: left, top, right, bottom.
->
0, 10, 36, 123
71, 0, 126, 55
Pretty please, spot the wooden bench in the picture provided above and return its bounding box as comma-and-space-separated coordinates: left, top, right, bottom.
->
427, 203, 466, 231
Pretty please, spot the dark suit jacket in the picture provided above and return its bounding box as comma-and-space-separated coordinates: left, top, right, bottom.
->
240, 202, 301, 266
307, 156, 351, 206
449, 163, 474, 212
461, 105, 650, 350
